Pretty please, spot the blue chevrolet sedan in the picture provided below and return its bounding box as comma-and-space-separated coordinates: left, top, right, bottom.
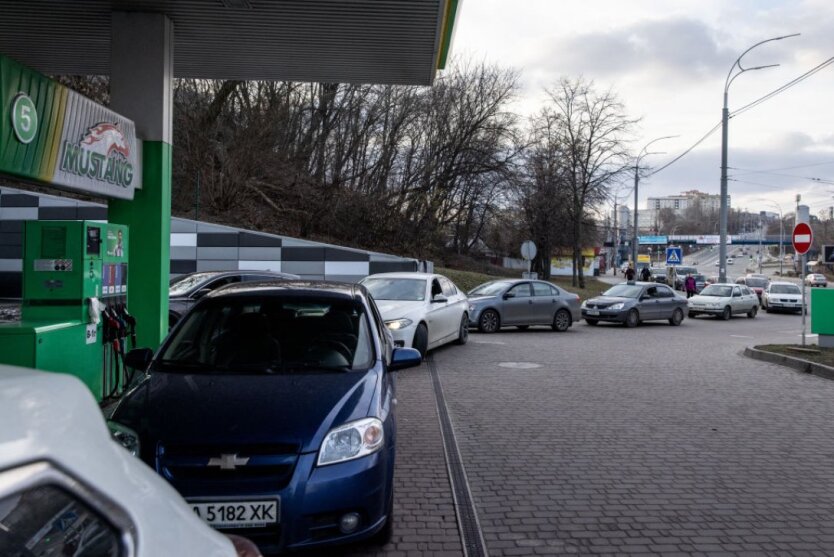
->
109, 281, 421, 554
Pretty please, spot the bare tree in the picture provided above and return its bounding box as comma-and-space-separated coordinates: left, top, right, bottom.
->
544, 78, 636, 287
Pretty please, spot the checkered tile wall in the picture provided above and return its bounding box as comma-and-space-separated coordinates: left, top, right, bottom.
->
0, 186, 424, 297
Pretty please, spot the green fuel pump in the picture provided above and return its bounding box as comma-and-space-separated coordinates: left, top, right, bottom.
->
0, 221, 131, 401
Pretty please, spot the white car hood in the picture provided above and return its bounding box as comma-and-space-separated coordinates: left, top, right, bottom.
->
0, 367, 234, 557
768, 293, 801, 301
375, 299, 426, 320
689, 295, 730, 305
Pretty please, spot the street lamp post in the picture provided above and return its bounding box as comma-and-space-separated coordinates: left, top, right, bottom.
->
632, 135, 677, 268
719, 33, 799, 283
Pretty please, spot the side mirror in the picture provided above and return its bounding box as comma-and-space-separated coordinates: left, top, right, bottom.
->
124, 348, 153, 371
502, 292, 515, 300
431, 294, 448, 304
192, 288, 212, 300
390, 347, 422, 371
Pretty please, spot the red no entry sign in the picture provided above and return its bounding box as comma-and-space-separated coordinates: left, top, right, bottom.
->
792, 222, 813, 255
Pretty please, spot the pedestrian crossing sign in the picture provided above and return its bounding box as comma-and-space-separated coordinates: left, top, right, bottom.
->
666, 246, 682, 265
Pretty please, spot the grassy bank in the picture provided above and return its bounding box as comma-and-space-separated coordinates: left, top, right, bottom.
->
755, 344, 834, 368
437, 267, 609, 301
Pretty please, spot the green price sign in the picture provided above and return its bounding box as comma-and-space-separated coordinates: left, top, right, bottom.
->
11, 93, 38, 144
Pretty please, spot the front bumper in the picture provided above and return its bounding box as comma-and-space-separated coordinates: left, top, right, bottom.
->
687, 305, 723, 315
179, 448, 394, 554
581, 308, 627, 323
387, 322, 417, 348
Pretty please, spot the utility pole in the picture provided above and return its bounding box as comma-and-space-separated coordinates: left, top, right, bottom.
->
758, 211, 765, 274
612, 199, 618, 273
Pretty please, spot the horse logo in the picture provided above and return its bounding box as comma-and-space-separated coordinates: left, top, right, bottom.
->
80, 123, 130, 158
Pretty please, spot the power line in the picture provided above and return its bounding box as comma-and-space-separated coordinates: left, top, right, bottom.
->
729, 159, 834, 175
728, 171, 834, 184
648, 56, 834, 178
730, 56, 834, 118
646, 121, 722, 177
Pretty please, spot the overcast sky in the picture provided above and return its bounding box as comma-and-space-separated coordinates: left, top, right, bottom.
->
452, 0, 834, 218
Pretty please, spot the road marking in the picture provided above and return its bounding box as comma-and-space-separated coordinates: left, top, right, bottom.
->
730, 335, 754, 339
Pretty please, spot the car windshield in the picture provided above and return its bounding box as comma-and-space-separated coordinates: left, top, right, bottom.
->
156, 296, 374, 374
677, 267, 696, 275
745, 278, 768, 288
168, 272, 217, 297
469, 281, 513, 296
700, 285, 733, 297
770, 284, 800, 294
693, 275, 705, 281
362, 278, 426, 301
603, 284, 643, 298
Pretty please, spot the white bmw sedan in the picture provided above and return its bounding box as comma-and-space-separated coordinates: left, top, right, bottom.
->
360, 272, 469, 356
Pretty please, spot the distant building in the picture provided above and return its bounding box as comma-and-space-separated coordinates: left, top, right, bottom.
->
639, 190, 728, 233
646, 190, 725, 213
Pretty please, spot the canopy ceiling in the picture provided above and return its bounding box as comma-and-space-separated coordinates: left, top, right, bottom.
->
0, 0, 460, 85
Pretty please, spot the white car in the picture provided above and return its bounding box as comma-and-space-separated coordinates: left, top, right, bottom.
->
360, 272, 469, 356
726, 257, 735, 265
687, 283, 759, 320
762, 281, 803, 313
805, 273, 828, 288
0, 366, 258, 557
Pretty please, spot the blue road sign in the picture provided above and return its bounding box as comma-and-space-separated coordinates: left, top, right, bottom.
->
666, 246, 683, 265
638, 235, 667, 245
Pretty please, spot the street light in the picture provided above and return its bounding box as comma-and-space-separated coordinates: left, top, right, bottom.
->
632, 135, 678, 267
718, 33, 800, 283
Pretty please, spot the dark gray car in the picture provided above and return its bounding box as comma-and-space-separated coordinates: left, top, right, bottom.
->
467, 279, 581, 333
581, 281, 687, 327
168, 270, 299, 326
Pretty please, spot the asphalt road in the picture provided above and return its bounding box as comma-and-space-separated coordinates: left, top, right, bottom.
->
342, 305, 834, 556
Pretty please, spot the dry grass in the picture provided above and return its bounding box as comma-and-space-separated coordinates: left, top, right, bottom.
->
437, 267, 610, 301
755, 344, 834, 368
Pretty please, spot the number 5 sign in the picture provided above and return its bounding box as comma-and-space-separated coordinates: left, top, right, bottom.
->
11, 92, 38, 144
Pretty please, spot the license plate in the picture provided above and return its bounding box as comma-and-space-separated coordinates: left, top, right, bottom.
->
191, 499, 279, 529
586, 309, 600, 316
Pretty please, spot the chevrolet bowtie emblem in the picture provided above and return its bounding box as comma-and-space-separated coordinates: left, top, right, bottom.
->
207, 453, 250, 470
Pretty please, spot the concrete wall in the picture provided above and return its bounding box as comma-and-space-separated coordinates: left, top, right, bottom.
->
0, 185, 425, 297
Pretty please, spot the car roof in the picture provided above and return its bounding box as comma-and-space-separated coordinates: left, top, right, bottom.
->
769, 281, 798, 286
205, 279, 362, 300
362, 272, 437, 280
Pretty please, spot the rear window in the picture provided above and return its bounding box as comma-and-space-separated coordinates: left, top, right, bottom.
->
158, 296, 374, 373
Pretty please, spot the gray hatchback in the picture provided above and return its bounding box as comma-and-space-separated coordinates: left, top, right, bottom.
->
582, 281, 687, 327
467, 279, 581, 333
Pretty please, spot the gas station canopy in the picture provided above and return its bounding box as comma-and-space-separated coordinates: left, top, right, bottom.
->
0, 0, 460, 85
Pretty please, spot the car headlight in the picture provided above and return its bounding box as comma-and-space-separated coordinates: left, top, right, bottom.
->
580, 301, 587, 308
107, 421, 140, 457
468, 304, 476, 312
318, 417, 384, 466
609, 302, 625, 311
385, 318, 413, 331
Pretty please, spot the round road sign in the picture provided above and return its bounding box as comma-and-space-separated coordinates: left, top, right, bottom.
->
11, 93, 38, 144
520, 240, 537, 260
792, 222, 813, 255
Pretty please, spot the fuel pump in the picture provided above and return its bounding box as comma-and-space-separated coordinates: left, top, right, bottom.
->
0, 221, 132, 402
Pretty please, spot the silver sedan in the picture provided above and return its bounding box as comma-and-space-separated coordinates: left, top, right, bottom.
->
467, 279, 581, 333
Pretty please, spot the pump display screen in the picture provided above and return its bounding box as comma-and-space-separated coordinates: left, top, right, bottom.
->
41, 226, 66, 258
86, 226, 102, 255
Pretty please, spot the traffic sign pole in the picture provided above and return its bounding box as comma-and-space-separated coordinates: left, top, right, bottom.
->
802, 253, 807, 346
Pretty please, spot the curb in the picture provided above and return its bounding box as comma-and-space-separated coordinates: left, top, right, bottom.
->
744, 347, 834, 381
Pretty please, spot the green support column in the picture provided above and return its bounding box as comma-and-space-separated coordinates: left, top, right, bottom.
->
108, 12, 174, 349
108, 142, 171, 347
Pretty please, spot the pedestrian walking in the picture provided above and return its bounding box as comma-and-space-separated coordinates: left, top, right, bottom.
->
625, 264, 635, 281
640, 265, 652, 282
685, 273, 697, 298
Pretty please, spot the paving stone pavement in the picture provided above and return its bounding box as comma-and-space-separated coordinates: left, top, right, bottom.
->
342, 310, 834, 556
433, 316, 834, 556
337, 358, 463, 557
